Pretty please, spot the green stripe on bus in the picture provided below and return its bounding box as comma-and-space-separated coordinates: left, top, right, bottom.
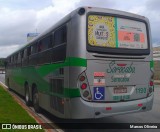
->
49, 88, 81, 98
37, 57, 87, 77
66, 57, 87, 67
114, 17, 118, 48
11, 66, 50, 89
64, 88, 81, 98
150, 60, 154, 68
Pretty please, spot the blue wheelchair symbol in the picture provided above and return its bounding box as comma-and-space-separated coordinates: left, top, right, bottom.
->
94, 87, 105, 100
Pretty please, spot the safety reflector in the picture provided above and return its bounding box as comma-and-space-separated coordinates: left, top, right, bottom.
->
150, 81, 154, 86
117, 64, 127, 67
106, 107, 112, 110
138, 103, 143, 107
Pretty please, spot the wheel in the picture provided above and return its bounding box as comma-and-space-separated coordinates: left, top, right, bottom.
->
33, 88, 41, 113
25, 86, 31, 106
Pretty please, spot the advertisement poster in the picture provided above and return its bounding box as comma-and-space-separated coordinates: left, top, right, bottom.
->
88, 15, 116, 48
88, 15, 148, 49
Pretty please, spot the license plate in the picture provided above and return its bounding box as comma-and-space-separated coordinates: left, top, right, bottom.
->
114, 86, 127, 94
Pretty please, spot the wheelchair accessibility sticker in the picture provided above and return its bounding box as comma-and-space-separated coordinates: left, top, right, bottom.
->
94, 87, 105, 100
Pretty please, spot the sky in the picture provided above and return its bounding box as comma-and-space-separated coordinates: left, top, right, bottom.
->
0, 0, 160, 57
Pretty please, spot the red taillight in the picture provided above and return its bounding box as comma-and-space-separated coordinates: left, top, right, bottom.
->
106, 107, 112, 110
79, 72, 92, 101
117, 64, 127, 67
81, 83, 87, 89
138, 103, 143, 107
150, 81, 154, 86
79, 76, 85, 82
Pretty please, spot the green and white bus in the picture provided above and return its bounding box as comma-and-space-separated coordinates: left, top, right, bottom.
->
5, 7, 154, 119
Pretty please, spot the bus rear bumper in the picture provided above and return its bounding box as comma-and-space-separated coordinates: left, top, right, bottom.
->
70, 94, 154, 119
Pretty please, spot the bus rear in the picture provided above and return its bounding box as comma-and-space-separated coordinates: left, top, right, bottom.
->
69, 7, 154, 119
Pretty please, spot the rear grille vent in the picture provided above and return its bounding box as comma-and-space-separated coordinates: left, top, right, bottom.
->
50, 79, 64, 114
50, 79, 64, 94
50, 96, 64, 114
93, 55, 145, 59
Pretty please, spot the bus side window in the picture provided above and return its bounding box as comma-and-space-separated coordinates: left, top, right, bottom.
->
24, 49, 28, 58
21, 50, 24, 66
54, 26, 67, 46
52, 25, 67, 62
22, 48, 29, 66
17, 52, 21, 67
36, 36, 51, 65
11, 56, 14, 66
30, 43, 38, 65
6, 57, 11, 68
27, 46, 31, 56
31, 43, 37, 54
47, 35, 52, 48
38, 41, 42, 52
48, 35, 53, 48
7, 57, 10, 68
18, 52, 21, 60
14, 54, 18, 67
38, 35, 52, 52
9, 57, 11, 63
42, 35, 52, 49
21, 50, 24, 59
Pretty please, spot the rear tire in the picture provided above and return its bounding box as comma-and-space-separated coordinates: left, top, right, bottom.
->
25, 86, 31, 106
33, 88, 41, 113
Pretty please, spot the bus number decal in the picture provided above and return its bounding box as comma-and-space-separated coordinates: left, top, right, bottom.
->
136, 88, 147, 94
113, 95, 130, 101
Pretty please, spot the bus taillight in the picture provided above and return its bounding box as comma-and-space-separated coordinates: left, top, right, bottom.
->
81, 83, 87, 89
147, 81, 154, 97
79, 76, 85, 82
106, 107, 112, 110
138, 103, 143, 107
150, 81, 154, 86
78, 72, 92, 101
83, 91, 89, 97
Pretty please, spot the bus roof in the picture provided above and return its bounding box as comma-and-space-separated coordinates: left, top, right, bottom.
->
7, 6, 149, 58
